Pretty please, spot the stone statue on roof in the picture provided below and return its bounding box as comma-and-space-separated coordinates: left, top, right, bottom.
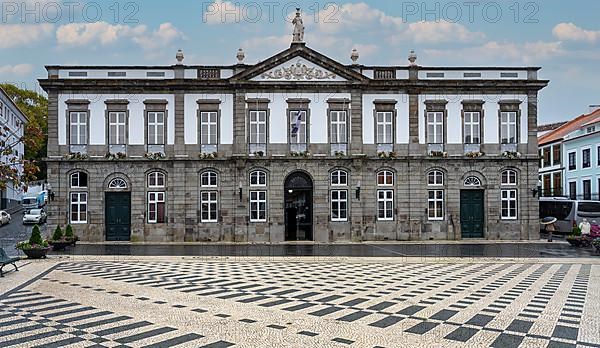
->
292, 8, 304, 43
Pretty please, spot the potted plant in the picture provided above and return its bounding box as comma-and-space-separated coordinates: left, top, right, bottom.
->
48, 225, 71, 251
16, 225, 50, 259
566, 225, 583, 247
592, 238, 600, 254
65, 224, 78, 246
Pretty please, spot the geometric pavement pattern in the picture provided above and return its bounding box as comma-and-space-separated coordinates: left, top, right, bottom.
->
0, 261, 599, 347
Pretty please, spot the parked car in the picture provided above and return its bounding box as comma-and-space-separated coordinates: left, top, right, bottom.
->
0, 211, 11, 226
540, 197, 600, 234
22, 209, 47, 225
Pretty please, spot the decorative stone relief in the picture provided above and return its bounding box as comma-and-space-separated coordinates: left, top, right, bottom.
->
260, 61, 337, 81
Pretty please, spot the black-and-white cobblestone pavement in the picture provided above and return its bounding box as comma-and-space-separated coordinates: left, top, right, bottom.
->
1, 260, 600, 347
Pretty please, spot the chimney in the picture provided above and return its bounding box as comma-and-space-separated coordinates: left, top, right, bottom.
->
589, 105, 600, 113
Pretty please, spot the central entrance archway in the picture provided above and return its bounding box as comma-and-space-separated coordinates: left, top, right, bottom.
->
284, 171, 313, 241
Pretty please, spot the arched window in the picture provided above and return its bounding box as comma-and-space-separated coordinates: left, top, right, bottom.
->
501, 170, 518, 186
147, 171, 166, 188
427, 170, 444, 186
464, 176, 482, 187
108, 178, 127, 189
70, 171, 88, 188
201, 171, 218, 188
331, 170, 348, 186
250, 170, 267, 187
377, 170, 394, 186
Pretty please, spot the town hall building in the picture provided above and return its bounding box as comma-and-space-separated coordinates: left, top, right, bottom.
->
40, 11, 548, 243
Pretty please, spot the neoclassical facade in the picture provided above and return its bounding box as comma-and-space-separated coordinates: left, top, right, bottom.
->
40, 38, 548, 242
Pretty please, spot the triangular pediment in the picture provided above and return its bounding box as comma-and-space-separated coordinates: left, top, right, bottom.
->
231, 44, 368, 83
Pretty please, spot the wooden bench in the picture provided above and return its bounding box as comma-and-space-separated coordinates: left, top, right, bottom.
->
0, 248, 20, 277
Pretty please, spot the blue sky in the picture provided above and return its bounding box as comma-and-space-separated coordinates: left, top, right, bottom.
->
1, 0, 599, 123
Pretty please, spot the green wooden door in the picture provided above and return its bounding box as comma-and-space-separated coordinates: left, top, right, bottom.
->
460, 190, 484, 238
105, 192, 131, 241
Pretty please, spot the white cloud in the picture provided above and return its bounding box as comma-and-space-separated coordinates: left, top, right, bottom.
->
0, 64, 34, 76
203, 0, 243, 25
132, 23, 186, 50
56, 22, 184, 50
424, 41, 565, 65
398, 21, 486, 44
0, 24, 54, 48
553, 23, 600, 43
316, 2, 403, 34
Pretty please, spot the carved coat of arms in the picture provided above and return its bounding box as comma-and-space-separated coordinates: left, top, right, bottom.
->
261, 61, 337, 81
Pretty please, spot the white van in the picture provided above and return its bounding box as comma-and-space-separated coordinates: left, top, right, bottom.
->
539, 197, 600, 234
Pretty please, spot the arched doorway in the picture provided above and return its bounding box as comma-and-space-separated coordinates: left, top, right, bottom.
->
284, 171, 313, 241
105, 177, 131, 242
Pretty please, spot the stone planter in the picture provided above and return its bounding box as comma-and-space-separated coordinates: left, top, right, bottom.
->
22, 248, 50, 259
49, 241, 71, 251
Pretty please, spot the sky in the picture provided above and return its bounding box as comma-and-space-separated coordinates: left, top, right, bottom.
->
1, 0, 599, 124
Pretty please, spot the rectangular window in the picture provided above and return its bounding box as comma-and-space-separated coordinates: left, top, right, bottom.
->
330, 111, 347, 144
147, 112, 165, 145
568, 152, 576, 171
108, 112, 126, 145
147, 192, 166, 224
331, 190, 348, 222
200, 111, 218, 145
427, 112, 444, 144
428, 190, 444, 220
542, 147, 551, 167
569, 182, 577, 200
501, 190, 518, 220
69, 112, 87, 145
377, 190, 394, 221
0, 102, 4, 120
376, 112, 393, 144
70, 192, 88, 224
583, 180, 592, 200
200, 191, 218, 222
583, 148, 591, 168
598, 146, 600, 166
289, 110, 307, 144
249, 111, 267, 144
249, 191, 267, 222
463, 112, 480, 144
500, 112, 517, 144
553, 172, 562, 196
553, 145, 561, 166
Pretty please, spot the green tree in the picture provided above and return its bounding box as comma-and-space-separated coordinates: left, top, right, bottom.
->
29, 225, 44, 246
52, 225, 63, 241
0, 83, 46, 190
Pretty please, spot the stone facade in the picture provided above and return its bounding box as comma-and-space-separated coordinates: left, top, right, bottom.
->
40, 43, 548, 242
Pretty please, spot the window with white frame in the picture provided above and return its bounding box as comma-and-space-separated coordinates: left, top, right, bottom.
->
376, 112, 393, 144
428, 170, 444, 186
249, 111, 267, 144
427, 112, 444, 144
377, 170, 394, 186
108, 178, 127, 189
69, 112, 87, 145
201, 171, 218, 188
147, 172, 166, 188
70, 192, 88, 224
377, 190, 394, 221
200, 111, 218, 145
108, 112, 126, 145
427, 170, 445, 220
249, 191, 267, 222
463, 112, 481, 144
331, 190, 348, 222
501, 170, 518, 185
0, 102, 4, 120
500, 112, 518, 144
582, 148, 591, 168
568, 152, 577, 171
289, 110, 307, 144
583, 179, 592, 200
201, 191, 218, 222
147, 192, 166, 223
330, 111, 347, 144
147, 112, 165, 145
464, 176, 482, 187
250, 170, 267, 187
501, 190, 518, 219
500, 169, 518, 220
331, 170, 348, 186
70, 172, 88, 188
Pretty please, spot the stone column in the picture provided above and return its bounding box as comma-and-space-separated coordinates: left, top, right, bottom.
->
233, 92, 247, 155
350, 90, 363, 154
47, 91, 59, 155
174, 91, 185, 155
